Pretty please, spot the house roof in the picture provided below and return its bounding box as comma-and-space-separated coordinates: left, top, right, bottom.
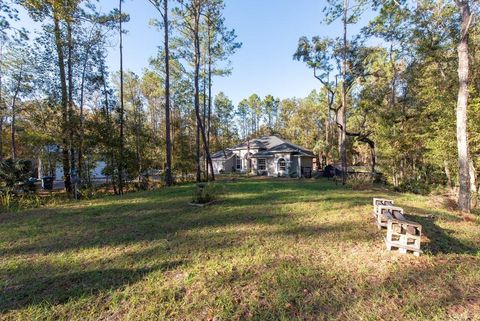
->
215, 135, 315, 158
231, 135, 286, 150
211, 149, 235, 160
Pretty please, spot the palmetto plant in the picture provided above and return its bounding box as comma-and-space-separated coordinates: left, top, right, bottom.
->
0, 158, 32, 188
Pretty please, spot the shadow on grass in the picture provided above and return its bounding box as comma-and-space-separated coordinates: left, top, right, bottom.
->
405, 214, 478, 255
1, 259, 185, 313
398, 204, 479, 255
0, 203, 291, 256
208, 251, 479, 320
3, 179, 475, 257
0, 180, 363, 257
1, 179, 479, 318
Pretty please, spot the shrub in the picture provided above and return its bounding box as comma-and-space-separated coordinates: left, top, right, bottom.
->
0, 159, 33, 188
396, 178, 431, 195
0, 191, 63, 212
347, 174, 374, 190
0, 189, 14, 210
191, 183, 226, 204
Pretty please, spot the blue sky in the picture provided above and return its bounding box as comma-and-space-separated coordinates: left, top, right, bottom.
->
113, 0, 372, 105
16, 0, 375, 106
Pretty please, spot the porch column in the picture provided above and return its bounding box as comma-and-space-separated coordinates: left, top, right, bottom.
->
297, 156, 302, 178
38, 157, 43, 179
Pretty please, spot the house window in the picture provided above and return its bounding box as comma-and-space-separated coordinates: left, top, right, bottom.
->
278, 158, 286, 171
258, 159, 266, 171
236, 157, 242, 170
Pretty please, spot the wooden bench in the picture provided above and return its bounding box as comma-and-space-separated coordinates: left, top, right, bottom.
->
372, 199, 422, 256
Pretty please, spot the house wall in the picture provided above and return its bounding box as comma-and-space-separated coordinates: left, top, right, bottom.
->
225, 157, 236, 173
272, 153, 293, 177
212, 156, 236, 174
266, 158, 275, 176
253, 157, 271, 176
54, 161, 107, 181
218, 144, 315, 178
233, 148, 259, 173
212, 160, 223, 174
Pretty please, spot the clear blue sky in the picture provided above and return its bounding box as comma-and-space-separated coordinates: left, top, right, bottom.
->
17, 0, 375, 106
107, 0, 376, 106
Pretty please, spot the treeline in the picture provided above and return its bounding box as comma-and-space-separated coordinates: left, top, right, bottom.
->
291, 0, 480, 212
0, 0, 240, 194
1, 0, 479, 213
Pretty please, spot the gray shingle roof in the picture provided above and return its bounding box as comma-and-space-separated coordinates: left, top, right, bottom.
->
211, 149, 234, 160
217, 135, 315, 158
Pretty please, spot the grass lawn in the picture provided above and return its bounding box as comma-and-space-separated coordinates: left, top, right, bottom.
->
1, 178, 479, 321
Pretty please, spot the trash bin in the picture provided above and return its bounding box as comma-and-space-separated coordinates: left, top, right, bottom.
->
25, 177, 37, 192
41, 176, 54, 190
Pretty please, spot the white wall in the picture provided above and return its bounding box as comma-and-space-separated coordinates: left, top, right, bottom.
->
54, 161, 107, 181
233, 149, 259, 173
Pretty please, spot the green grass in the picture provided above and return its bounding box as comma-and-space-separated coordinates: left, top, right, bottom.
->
1, 178, 479, 321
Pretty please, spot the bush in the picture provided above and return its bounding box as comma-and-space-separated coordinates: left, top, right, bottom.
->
0, 159, 33, 188
0, 190, 65, 212
347, 174, 374, 190
396, 178, 431, 195
191, 183, 226, 204
0, 189, 14, 210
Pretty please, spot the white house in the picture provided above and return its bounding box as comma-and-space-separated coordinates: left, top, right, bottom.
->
211, 135, 315, 177
54, 161, 107, 181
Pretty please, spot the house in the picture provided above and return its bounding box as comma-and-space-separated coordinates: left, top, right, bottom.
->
211, 135, 316, 177
38, 145, 109, 181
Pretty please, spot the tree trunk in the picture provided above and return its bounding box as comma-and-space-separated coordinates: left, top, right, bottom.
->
370, 143, 376, 176
53, 13, 72, 194
325, 109, 329, 165
469, 159, 477, 208
202, 57, 208, 179
10, 76, 21, 160
0, 114, 3, 160
78, 43, 92, 184
0, 45, 4, 160
101, 65, 117, 194
135, 107, 141, 177
118, 0, 125, 195
207, 22, 213, 165
444, 159, 453, 188
10, 101, 16, 160
67, 20, 75, 176
455, 0, 471, 213
339, 0, 349, 185
164, 0, 173, 186
196, 118, 201, 182
193, 3, 214, 182
389, 44, 397, 110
